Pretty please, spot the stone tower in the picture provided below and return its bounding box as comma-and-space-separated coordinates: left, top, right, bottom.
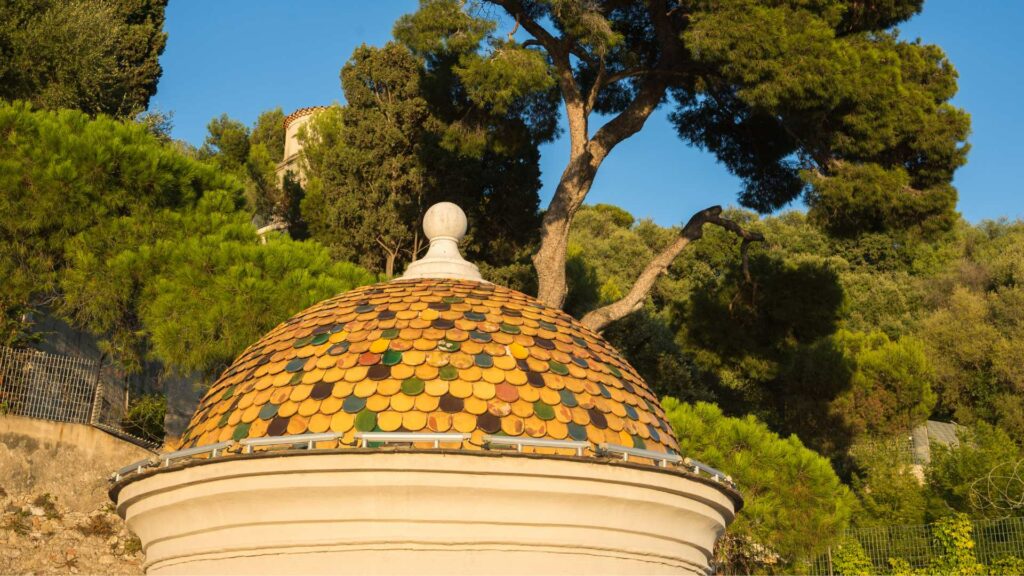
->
276, 106, 327, 185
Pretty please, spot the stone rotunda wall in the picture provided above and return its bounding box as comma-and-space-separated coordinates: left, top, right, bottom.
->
114, 451, 737, 575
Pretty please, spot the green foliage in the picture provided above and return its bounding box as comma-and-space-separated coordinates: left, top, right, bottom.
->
563, 206, 701, 398
301, 6, 557, 276
929, 513, 985, 576
565, 204, 673, 316
202, 114, 251, 170
250, 108, 286, 161
31, 493, 60, 519
663, 398, 854, 571
121, 394, 166, 444
2, 506, 31, 535
676, 5, 968, 235
926, 424, 1023, 519
827, 330, 936, 438
76, 514, 116, 538
849, 439, 928, 528
832, 537, 874, 576
454, 39, 555, 115
990, 556, 1024, 575
303, 43, 431, 276
462, 0, 967, 236
565, 201, 1024, 563
0, 0, 167, 117
0, 101, 375, 379
881, 517, 1024, 576
124, 534, 143, 555
61, 190, 376, 375
0, 101, 235, 345
199, 108, 298, 229
566, 202, 1024, 467
889, 556, 918, 576
921, 284, 1024, 439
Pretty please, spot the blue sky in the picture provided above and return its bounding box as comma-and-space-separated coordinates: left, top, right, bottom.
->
152, 0, 1024, 226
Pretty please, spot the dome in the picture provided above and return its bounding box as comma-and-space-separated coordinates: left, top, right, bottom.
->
117, 204, 737, 576
179, 277, 680, 456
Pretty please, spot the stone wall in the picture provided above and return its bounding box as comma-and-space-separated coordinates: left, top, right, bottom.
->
1, 415, 154, 574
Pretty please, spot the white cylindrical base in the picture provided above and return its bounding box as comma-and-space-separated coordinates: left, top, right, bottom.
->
115, 451, 738, 575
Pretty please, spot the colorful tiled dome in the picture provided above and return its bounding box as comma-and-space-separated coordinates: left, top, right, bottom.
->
179, 278, 679, 456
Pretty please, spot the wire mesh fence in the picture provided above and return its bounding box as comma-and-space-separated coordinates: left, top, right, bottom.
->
812, 516, 1024, 574
848, 434, 917, 464
0, 345, 157, 448
91, 366, 128, 430
0, 345, 100, 423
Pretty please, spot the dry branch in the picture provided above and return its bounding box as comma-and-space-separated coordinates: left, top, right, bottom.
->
579, 205, 765, 332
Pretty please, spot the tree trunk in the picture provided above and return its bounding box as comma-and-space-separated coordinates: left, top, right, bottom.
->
532, 156, 597, 307
495, 0, 676, 311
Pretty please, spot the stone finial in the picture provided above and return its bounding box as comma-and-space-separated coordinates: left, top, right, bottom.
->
400, 202, 484, 281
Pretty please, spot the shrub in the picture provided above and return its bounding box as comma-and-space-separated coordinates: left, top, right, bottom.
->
663, 398, 855, 572
76, 514, 116, 538
121, 394, 166, 443
832, 537, 873, 576
31, 493, 59, 519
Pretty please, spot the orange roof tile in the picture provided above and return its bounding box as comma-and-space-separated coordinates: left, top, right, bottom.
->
283, 106, 328, 132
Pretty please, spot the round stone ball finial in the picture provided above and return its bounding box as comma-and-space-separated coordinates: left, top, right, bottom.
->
400, 202, 484, 281
422, 202, 468, 242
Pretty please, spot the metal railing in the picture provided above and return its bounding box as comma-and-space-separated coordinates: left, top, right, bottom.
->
484, 435, 589, 456
356, 432, 469, 448
599, 442, 684, 467
160, 441, 235, 467
241, 433, 338, 452
110, 431, 738, 489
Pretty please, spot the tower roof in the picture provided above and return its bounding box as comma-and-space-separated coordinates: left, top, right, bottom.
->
178, 277, 679, 456
282, 106, 328, 131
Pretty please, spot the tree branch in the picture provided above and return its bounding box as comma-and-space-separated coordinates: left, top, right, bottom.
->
579, 205, 765, 332
586, 0, 683, 162
585, 59, 606, 114
496, 0, 587, 152
586, 75, 666, 162
601, 68, 648, 87
507, 13, 520, 41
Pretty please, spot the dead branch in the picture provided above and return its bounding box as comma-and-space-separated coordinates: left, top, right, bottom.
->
579, 205, 765, 332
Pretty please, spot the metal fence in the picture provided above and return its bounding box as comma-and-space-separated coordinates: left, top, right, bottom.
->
0, 345, 154, 447
0, 345, 101, 423
813, 516, 1024, 574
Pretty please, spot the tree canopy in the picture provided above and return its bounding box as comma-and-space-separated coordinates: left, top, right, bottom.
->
385, 0, 969, 330
61, 189, 374, 375
198, 108, 297, 229
0, 101, 373, 376
0, 0, 167, 117
299, 16, 558, 278
566, 199, 1024, 566
663, 398, 854, 571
